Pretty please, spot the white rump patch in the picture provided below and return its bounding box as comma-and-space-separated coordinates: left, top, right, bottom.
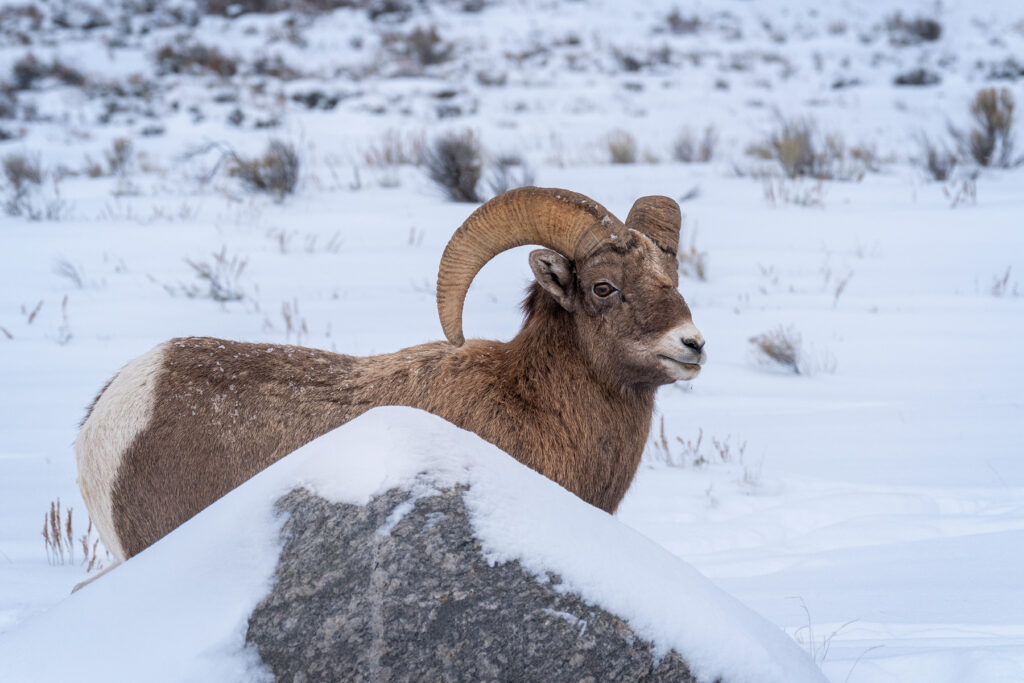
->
74, 343, 167, 560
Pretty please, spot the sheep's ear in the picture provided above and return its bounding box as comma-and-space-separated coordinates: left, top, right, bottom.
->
529, 249, 576, 312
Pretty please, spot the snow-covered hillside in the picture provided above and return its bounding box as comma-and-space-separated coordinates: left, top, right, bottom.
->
1, 1, 1022, 681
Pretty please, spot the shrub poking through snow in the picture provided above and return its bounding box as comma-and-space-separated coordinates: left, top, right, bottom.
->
607, 129, 638, 164
407, 26, 455, 66
385, 26, 455, 71
3, 152, 42, 189
183, 246, 248, 302
893, 68, 940, 87
677, 221, 708, 281
2, 153, 67, 220
665, 9, 702, 35
155, 42, 238, 78
955, 88, 1017, 168
748, 116, 865, 181
2, 152, 42, 216
362, 129, 425, 168
204, 0, 288, 16
11, 54, 46, 90
990, 267, 1019, 297
986, 57, 1024, 82
751, 117, 819, 177
0, 4, 43, 35
762, 178, 827, 208
422, 129, 482, 202
228, 139, 300, 200
943, 178, 977, 209
369, 0, 416, 22
885, 13, 942, 46
53, 259, 85, 289
49, 60, 86, 87
916, 134, 957, 181
0, 86, 17, 119
486, 153, 536, 196
750, 325, 836, 375
79, 517, 110, 573
750, 325, 803, 374
207, 0, 359, 17
672, 126, 717, 163
252, 55, 303, 81
647, 418, 754, 486
105, 137, 134, 176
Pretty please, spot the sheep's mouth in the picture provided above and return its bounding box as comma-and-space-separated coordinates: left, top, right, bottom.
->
657, 355, 702, 376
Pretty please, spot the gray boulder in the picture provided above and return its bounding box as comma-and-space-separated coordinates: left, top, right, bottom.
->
247, 486, 698, 682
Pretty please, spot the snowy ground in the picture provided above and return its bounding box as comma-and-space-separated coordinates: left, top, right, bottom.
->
1, 0, 1023, 681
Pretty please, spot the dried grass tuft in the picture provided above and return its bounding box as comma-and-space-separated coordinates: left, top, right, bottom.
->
677, 220, 708, 281
486, 153, 536, 196
606, 129, 638, 164
646, 417, 754, 486
672, 126, 717, 163
183, 246, 248, 302
749, 325, 803, 374
105, 137, 134, 176
362, 129, 425, 168
916, 134, 957, 181
42, 498, 74, 565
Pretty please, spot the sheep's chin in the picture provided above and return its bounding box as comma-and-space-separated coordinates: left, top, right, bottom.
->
657, 355, 702, 381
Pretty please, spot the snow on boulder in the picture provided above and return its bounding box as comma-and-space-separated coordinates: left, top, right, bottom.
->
248, 486, 704, 681
0, 407, 825, 683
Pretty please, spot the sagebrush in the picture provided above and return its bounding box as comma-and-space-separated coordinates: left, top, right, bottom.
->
673, 126, 717, 163
228, 139, 300, 200
953, 88, 1017, 168
422, 130, 482, 202
606, 129, 638, 164
747, 116, 865, 181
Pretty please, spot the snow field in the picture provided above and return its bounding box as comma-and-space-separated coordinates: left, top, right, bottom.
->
1, 0, 1023, 680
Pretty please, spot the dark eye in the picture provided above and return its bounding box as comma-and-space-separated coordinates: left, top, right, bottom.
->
593, 282, 616, 298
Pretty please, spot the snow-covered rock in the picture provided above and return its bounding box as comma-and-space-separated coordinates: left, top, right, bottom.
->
248, 486, 707, 681
0, 407, 823, 683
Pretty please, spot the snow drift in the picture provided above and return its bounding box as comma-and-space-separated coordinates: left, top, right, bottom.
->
0, 407, 824, 683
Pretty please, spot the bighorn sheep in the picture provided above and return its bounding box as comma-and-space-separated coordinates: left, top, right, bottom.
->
75, 187, 705, 562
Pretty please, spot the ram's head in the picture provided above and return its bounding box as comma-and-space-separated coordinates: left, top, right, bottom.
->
436, 187, 705, 388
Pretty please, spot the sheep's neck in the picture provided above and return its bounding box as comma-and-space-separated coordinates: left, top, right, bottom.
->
353, 294, 655, 513
506, 298, 656, 512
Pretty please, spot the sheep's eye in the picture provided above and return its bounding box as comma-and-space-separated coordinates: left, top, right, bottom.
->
593, 282, 615, 298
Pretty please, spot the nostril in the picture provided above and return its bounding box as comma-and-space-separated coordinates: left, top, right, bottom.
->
682, 337, 705, 353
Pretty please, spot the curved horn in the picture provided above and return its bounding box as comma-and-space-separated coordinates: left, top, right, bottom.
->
436, 186, 621, 346
625, 195, 681, 255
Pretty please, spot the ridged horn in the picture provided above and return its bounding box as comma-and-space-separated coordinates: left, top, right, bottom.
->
625, 195, 681, 255
437, 186, 621, 346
